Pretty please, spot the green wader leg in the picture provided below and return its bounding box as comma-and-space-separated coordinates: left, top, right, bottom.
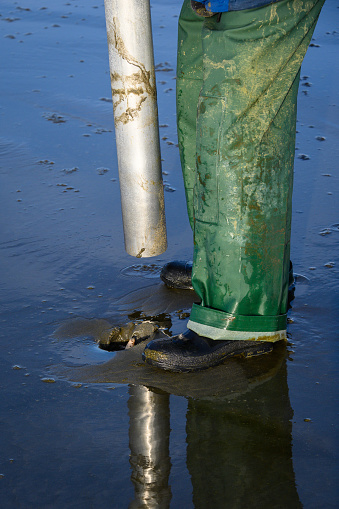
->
177, 0, 325, 341
177, 1, 205, 230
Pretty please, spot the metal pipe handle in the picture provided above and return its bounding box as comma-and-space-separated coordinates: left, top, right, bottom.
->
104, 0, 167, 257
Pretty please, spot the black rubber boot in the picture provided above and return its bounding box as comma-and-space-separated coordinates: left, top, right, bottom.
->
160, 261, 193, 290
142, 329, 273, 373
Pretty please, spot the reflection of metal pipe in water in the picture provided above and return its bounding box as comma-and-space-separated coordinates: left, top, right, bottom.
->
128, 385, 171, 509
104, 0, 167, 258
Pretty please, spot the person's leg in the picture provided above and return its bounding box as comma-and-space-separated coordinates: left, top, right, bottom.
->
144, 0, 325, 371
158, 0, 203, 292
176, 0, 205, 229
187, 0, 325, 342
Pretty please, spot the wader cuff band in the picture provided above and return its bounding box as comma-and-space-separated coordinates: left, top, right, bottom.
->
189, 303, 287, 332
187, 320, 286, 342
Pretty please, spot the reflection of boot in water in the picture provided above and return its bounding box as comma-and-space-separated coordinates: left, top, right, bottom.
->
128, 385, 172, 509
186, 356, 302, 509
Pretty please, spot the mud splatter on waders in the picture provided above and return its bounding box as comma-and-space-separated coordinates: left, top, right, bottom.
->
176, 0, 325, 342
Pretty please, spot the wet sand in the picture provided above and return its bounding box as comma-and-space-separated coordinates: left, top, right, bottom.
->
0, 1, 338, 507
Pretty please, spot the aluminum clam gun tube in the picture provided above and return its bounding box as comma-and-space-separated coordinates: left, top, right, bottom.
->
104, 0, 167, 258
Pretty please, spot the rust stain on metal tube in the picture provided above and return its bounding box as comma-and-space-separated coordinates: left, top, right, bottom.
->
107, 16, 157, 126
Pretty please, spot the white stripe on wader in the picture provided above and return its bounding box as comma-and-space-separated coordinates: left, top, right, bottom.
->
187, 320, 286, 342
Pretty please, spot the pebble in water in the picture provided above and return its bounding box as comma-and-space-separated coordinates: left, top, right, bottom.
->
62, 167, 79, 174
319, 228, 332, 235
41, 378, 56, 383
43, 113, 66, 123
319, 224, 339, 235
